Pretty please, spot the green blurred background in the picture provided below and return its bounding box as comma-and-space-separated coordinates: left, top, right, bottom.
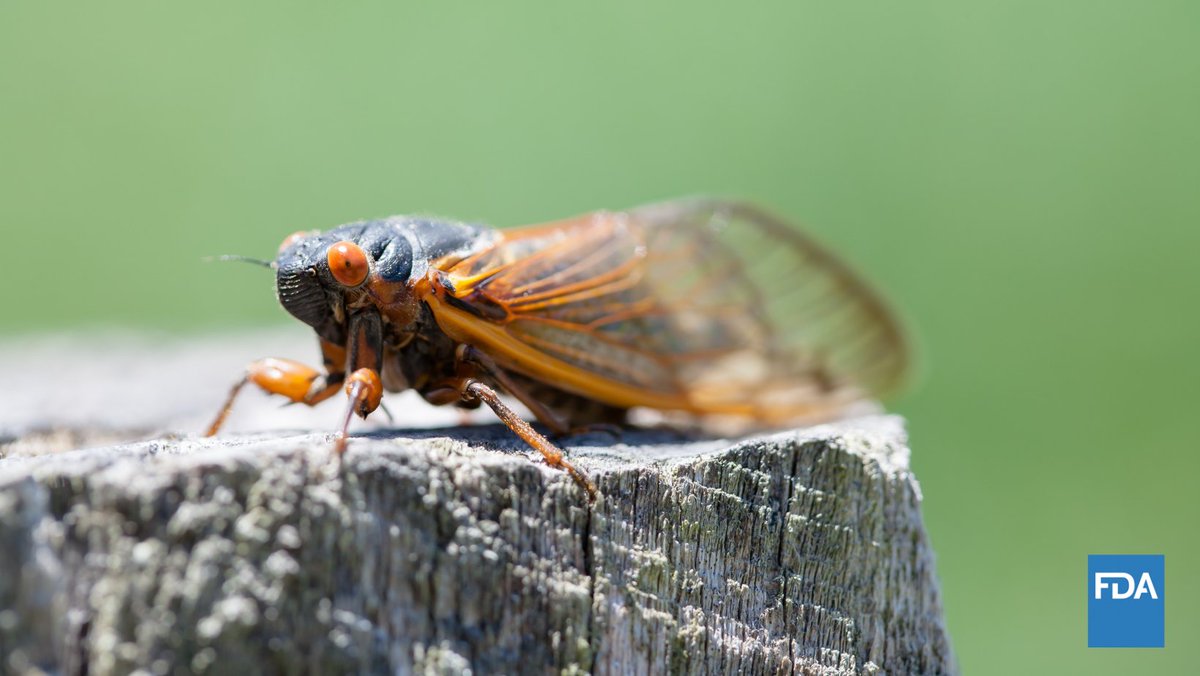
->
2, 1, 1197, 672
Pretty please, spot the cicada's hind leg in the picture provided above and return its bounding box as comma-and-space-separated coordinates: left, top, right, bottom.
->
424, 348, 596, 498
457, 344, 625, 441
455, 345, 572, 434
460, 379, 598, 500
205, 357, 346, 436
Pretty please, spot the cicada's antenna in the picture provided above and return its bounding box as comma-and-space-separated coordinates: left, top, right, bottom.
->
203, 254, 277, 270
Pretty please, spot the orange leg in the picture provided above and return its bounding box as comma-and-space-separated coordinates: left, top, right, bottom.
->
206, 358, 384, 457
205, 357, 343, 437
462, 379, 598, 500
208, 311, 386, 458
456, 345, 572, 434
457, 344, 623, 441
333, 368, 383, 456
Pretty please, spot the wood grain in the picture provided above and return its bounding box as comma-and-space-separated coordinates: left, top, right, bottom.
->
0, 334, 953, 674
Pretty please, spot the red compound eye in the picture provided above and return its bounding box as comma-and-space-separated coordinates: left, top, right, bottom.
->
327, 240, 369, 287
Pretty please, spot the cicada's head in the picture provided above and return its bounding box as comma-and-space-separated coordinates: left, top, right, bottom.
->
273, 222, 415, 343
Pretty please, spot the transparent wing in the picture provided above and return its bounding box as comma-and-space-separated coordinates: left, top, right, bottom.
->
430, 198, 909, 426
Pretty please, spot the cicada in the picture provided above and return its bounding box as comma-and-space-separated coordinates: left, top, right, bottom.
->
206, 199, 909, 497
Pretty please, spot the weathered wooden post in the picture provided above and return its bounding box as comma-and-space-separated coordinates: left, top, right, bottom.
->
1, 415, 954, 675
0, 333, 953, 674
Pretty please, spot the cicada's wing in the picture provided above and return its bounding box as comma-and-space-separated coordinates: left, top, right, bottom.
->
423, 198, 909, 427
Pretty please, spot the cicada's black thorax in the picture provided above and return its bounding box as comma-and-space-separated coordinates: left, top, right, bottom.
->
273, 216, 489, 345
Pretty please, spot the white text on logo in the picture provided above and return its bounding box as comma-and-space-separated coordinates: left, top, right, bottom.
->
1094, 572, 1158, 600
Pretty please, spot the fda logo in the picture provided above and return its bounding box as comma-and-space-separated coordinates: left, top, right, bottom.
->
1087, 555, 1164, 648
1095, 572, 1158, 600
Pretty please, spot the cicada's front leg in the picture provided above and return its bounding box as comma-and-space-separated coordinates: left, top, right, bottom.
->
330, 310, 386, 455
205, 338, 348, 437
206, 312, 387, 460
332, 367, 382, 456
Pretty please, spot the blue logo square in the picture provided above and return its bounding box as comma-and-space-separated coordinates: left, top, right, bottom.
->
1087, 554, 1164, 648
